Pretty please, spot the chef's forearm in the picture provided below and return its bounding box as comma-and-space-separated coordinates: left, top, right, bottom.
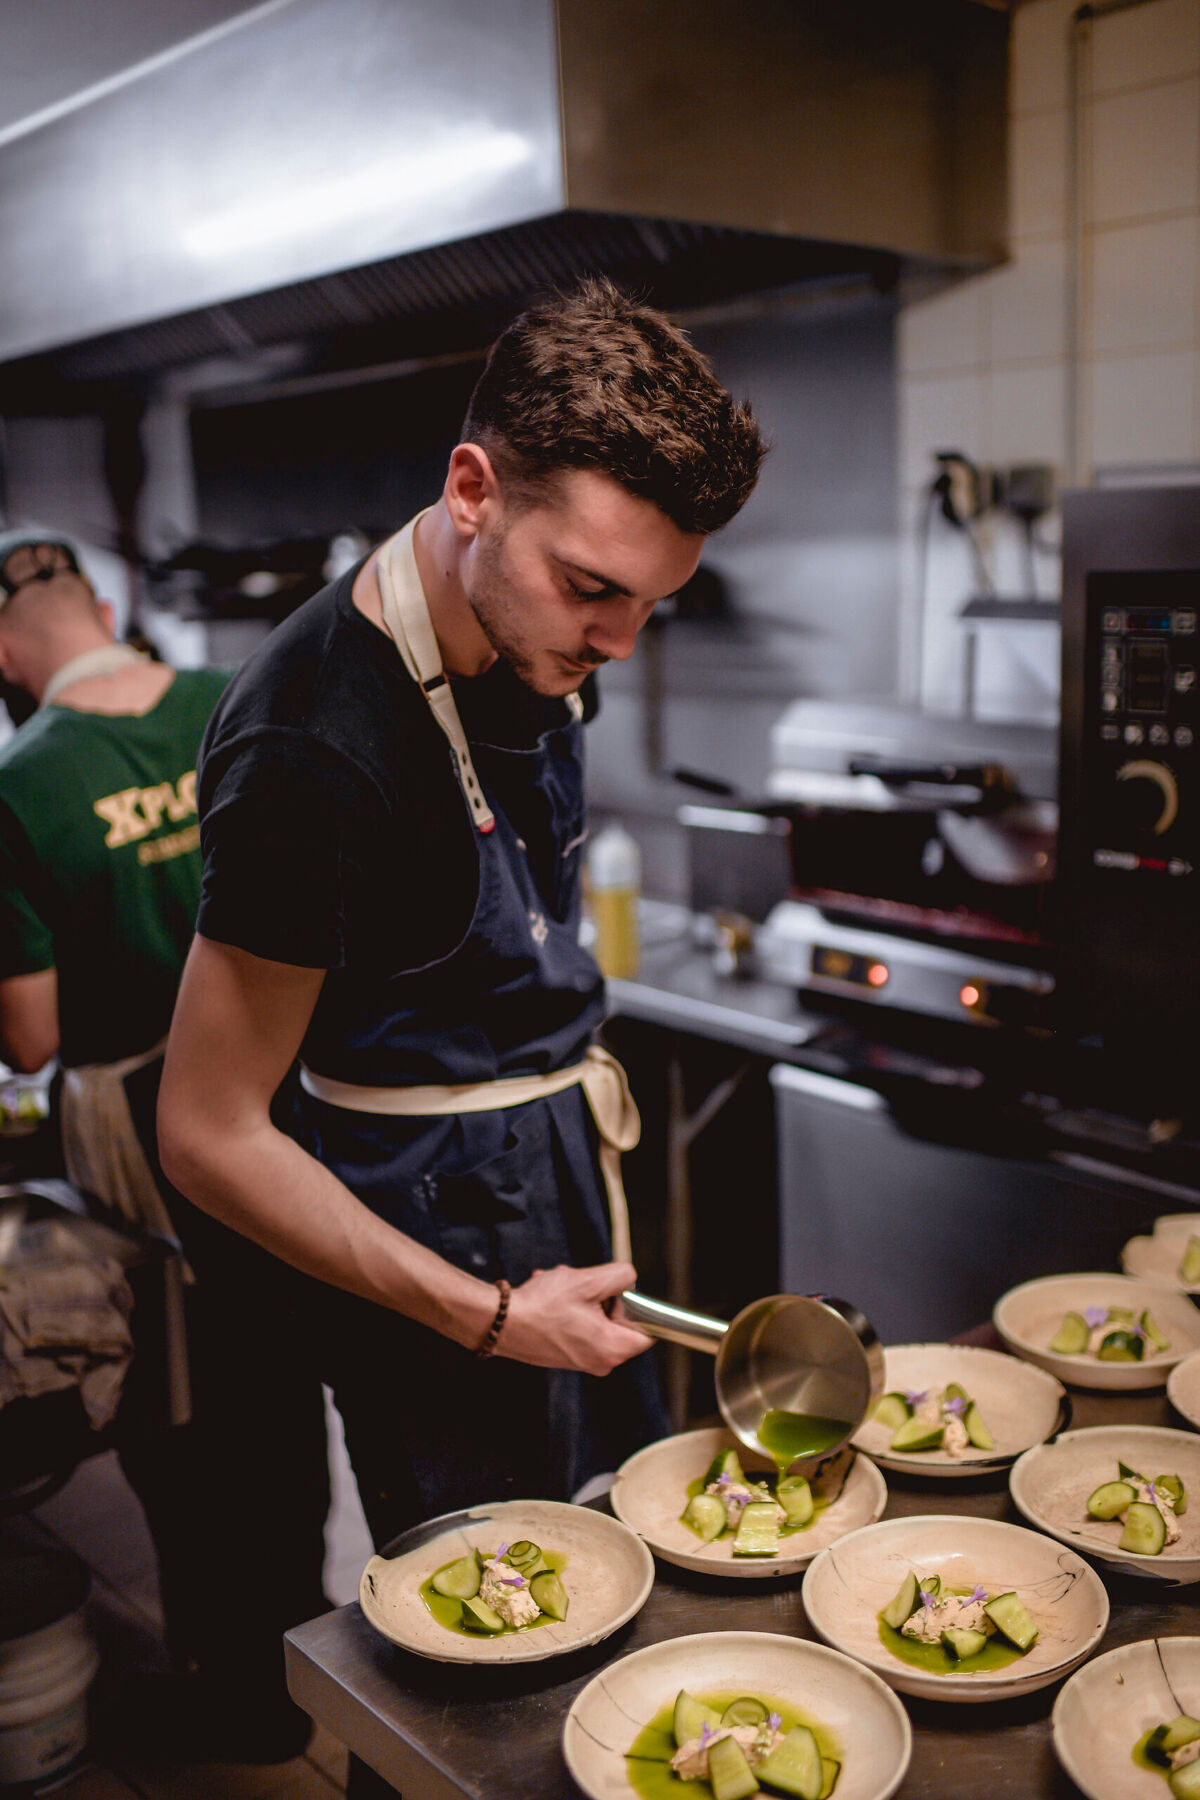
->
158, 1105, 499, 1347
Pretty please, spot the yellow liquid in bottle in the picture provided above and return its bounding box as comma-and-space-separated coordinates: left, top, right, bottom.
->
591, 885, 640, 978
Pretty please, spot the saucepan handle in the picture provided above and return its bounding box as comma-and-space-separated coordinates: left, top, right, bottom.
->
617, 1290, 728, 1355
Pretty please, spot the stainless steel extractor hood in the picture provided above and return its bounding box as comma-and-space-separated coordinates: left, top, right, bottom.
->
0, 0, 1008, 391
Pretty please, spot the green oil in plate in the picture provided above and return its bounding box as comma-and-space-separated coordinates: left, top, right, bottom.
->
420, 1548, 566, 1638
877, 1600, 1025, 1677
757, 1409, 852, 1470
625, 1689, 840, 1800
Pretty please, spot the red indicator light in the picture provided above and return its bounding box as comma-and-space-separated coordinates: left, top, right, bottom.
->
960, 984, 981, 1009
866, 962, 889, 988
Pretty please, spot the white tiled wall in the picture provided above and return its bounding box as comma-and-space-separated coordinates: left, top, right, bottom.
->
900, 0, 1200, 719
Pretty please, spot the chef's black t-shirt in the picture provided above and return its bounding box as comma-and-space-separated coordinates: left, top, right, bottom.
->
196, 561, 589, 980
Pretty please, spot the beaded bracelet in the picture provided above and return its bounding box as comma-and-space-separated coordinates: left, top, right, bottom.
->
475, 1278, 512, 1360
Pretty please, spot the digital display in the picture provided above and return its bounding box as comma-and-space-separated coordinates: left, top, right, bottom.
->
1126, 640, 1169, 714
1123, 608, 1174, 634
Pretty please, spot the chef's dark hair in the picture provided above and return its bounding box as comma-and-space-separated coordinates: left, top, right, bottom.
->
460, 278, 766, 536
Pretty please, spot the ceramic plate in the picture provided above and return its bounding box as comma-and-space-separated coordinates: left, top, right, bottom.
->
1169, 1349, 1200, 1432
993, 1272, 1200, 1389
802, 1513, 1109, 1703
851, 1343, 1068, 1477
609, 1428, 887, 1578
561, 1629, 911, 1800
1123, 1214, 1200, 1293
1009, 1425, 1200, 1585
1053, 1637, 1200, 1800
358, 1499, 653, 1664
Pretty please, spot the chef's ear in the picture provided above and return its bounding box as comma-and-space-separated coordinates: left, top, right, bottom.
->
444, 443, 499, 536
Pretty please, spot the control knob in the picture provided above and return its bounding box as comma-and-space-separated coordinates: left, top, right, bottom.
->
1114, 758, 1179, 835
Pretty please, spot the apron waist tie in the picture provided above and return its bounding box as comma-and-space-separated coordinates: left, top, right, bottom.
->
298, 1044, 636, 1263
60, 1040, 192, 1427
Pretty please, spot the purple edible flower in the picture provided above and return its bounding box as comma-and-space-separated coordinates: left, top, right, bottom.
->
496, 1542, 510, 1557
768, 1713, 782, 1732
700, 1723, 714, 1747
943, 1395, 968, 1416
500, 1574, 526, 1587
968, 1585, 988, 1604
919, 1588, 937, 1610
716, 1472, 732, 1487
905, 1389, 929, 1408
1083, 1306, 1109, 1329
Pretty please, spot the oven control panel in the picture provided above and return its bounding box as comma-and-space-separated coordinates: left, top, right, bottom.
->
1087, 574, 1196, 876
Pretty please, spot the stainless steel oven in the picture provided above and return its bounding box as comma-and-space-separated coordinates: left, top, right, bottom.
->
1058, 485, 1199, 1104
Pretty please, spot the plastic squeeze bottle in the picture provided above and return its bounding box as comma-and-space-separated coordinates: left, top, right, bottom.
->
587, 823, 641, 979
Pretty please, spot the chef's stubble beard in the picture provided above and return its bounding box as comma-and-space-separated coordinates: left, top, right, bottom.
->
467, 522, 595, 696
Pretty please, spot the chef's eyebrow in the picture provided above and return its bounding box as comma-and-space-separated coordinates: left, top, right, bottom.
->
557, 556, 631, 597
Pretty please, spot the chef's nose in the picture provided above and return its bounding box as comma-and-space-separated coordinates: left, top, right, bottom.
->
584, 600, 652, 662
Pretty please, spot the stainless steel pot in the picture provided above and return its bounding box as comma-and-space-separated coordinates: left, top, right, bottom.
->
620, 1289, 883, 1471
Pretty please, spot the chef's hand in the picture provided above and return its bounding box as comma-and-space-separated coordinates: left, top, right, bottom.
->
498, 1262, 651, 1375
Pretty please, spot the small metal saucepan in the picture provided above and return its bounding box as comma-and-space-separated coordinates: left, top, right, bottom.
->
619, 1289, 883, 1473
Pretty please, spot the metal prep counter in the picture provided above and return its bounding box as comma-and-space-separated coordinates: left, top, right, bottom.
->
285, 1381, 1195, 1800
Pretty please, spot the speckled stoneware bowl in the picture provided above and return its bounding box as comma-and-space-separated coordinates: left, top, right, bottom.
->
1053, 1637, 1200, 1800
802, 1514, 1109, 1703
609, 1428, 887, 1578
358, 1499, 653, 1664
993, 1272, 1200, 1390
561, 1629, 912, 1800
851, 1343, 1069, 1478
1123, 1213, 1200, 1293
1168, 1348, 1200, 1432
1009, 1424, 1200, 1586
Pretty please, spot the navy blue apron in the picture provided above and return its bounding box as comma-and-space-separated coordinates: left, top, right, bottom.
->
292, 555, 667, 1546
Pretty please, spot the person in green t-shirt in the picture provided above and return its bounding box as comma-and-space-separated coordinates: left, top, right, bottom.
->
0, 532, 332, 1763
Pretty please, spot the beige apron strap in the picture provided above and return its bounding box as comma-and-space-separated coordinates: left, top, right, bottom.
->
374, 516, 495, 834
299, 1045, 636, 1262
60, 1042, 192, 1427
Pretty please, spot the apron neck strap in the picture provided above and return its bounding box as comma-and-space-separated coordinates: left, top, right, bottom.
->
375, 514, 495, 835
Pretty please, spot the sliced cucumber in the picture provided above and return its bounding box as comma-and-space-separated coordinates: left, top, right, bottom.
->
703, 1446, 746, 1488
776, 1474, 814, 1527
672, 1689, 723, 1749
755, 1724, 822, 1799
721, 1697, 769, 1729
1097, 1328, 1143, 1362
502, 1539, 541, 1573
890, 1415, 945, 1452
1120, 1500, 1167, 1555
431, 1551, 482, 1600
963, 1402, 995, 1450
942, 1625, 989, 1660
984, 1591, 1039, 1650
943, 1382, 969, 1404
1141, 1309, 1170, 1352
1119, 1460, 1145, 1483
733, 1499, 781, 1557
880, 1569, 919, 1628
1162, 1715, 1200, 1751
1158, 1474, 1188, 1518
818, 1758, 840, 1799
461, 1596, 505, 1633
921, 1574, 941, 1598
1049, 1311, 1090, 1354
528, 1570, 568, 1621
707, 1732, 760, 1800
873, 1392, 911, 1431
1110, 1307, 1136, 1325
1181, 1235, 1200, 1284
1086, 1479, 1137, 1520
681, 1493, 727, 1542
1169, 1762, 1200, 1799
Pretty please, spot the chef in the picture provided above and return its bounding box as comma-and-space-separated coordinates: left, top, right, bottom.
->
158, 279, 766, 1544
0, 532, 330, 1761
